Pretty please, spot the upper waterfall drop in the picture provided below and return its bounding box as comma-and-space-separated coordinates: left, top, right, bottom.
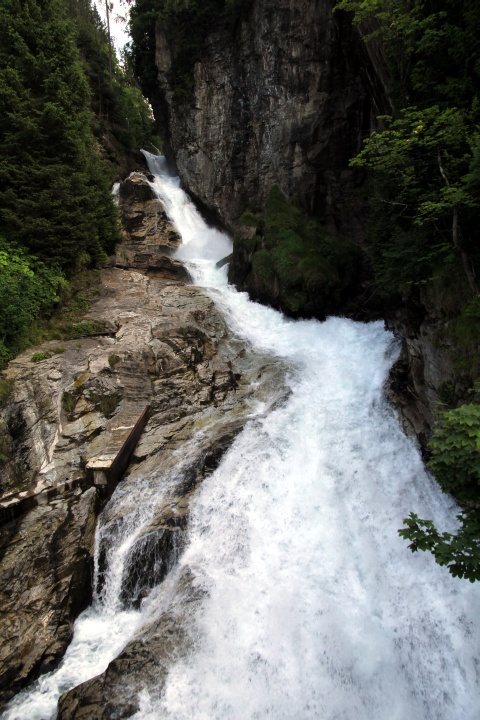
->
141, 150, 233, 273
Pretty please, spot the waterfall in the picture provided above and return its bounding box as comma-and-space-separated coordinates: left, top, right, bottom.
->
4, 153, 480, 719
134, 153, 480, 720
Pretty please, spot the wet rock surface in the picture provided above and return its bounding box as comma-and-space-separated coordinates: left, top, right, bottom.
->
0, 489, 98, 705
385, 287, 460, 452
119, 172, 181, 253
58, 568, 200, 720
55, 277, 285, 716
0, 172, 286, 712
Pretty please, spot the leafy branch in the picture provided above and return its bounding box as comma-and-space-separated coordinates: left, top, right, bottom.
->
399, 403, 480, 581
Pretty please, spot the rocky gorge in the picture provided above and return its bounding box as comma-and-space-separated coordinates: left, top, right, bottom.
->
0, 1, 478, 715
140, 0, 466, 450
0, 171, 285, 714
1, 153, 479, 719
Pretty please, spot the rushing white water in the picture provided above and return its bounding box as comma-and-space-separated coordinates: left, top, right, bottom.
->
2, 511, 144, 720
4, 154, 480, 719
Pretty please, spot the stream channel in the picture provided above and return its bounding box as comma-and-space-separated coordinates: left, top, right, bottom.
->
4, 153, 480, 719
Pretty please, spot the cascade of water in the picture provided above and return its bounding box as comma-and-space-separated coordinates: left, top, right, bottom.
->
135, 151, 480, 720
4, 153, 480, 719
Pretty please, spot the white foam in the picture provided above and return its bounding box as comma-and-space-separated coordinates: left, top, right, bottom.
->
3, 609, 140, 720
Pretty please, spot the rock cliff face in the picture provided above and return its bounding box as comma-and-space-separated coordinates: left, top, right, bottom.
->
386, 286, 465, 451
0, 173, 286, 712
153, 0, 388, 237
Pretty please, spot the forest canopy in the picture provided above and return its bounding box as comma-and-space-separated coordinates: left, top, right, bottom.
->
0, 0, 153, 365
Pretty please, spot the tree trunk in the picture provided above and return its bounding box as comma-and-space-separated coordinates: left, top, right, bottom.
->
105, 0, 113, 84
437, 149, 478, 295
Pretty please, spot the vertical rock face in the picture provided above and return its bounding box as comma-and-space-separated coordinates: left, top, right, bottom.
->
154, 0, 388, 237
386, 286, 464, 450
119, 172, 182, 252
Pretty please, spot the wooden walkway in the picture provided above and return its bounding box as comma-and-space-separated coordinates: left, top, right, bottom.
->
86, 404, 150, 487
0, 404, 150, 526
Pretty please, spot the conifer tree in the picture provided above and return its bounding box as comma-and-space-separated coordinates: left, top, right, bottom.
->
0, 0, 119, 270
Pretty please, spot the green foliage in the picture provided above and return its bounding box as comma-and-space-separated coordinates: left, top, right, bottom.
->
251, 249, 275, 285
34, 267, 104, 345
340, 0, 480, 367
93, 391, 121, 418
30, 346, 66, 363
110, 67, 155, 150
108, 354, 121, 368
0, 240, 67, 366
239, 210, 260, 228
68, 0, 155, 153
0, 260, 108, 367
0, 377, 13, 407
335, 1, 480, 107
337, 1, 480, 299
428, 404, 480, 502
0, 0, 121, 272
0, 425, 11, 464
353, 105, 480, 293
340, 1, 480, 579
248, 187, 360, 316
448, 299, 480, 379
399, 511, 480, 582
62, 390, 78, 417
62, 320, 98, 338
31, 351, 51, 363
399, 403, 480, 581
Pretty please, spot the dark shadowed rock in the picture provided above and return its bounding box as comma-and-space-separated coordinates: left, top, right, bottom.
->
153, 0, 388, 239
58, 568, 200, 719
0, 488, 98, 707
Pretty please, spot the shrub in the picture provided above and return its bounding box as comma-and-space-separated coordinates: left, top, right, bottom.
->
0, 240, 67, 365
248, 186, 360, 316
31, 352, 51, 363
428, 404, 480, 503
0, 376, 13, 406
399, 403, 480, 581
108, 354, 121, 368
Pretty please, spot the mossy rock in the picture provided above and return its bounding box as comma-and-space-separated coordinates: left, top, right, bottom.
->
252, 249, 276, 286
31, 351, 51, 363
239, 210, 260, 229
245, 186, 362, 317
0, 419, 12, 465
62, 389, 80, 419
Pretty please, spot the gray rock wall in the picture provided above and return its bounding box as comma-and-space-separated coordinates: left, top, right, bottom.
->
154, 0, 388, 238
